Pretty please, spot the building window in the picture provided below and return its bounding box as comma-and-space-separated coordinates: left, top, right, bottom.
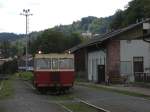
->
133, 57, 144, 73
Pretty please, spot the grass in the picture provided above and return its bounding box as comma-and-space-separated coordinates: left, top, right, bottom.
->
15, 72, 33, 81
49, 93, 75, 101
75, 78, 87, 83
0, 78, 14, 100
77, 82, 150, 99
62, 102, 99, 112
0, 107, 6, 112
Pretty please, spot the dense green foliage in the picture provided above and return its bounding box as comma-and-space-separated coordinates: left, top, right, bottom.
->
110, 0, 150, 30
0, 41, 18, 58
29, 30, 82, 54
0, 33, 25, 58
0, 59, 18, 74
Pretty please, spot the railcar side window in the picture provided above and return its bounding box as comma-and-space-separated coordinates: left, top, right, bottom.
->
36, 59, 51, 69
59, 58, 74, 69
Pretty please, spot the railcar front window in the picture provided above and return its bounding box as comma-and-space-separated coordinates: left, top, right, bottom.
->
36, 59, 51, 69
59, 58, 74, 69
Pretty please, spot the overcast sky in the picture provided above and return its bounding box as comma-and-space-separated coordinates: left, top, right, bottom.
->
0, 0, 132, 34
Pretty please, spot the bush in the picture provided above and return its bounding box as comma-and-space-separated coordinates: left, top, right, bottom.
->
16, 72, 33, 81
0, 59, 18, 74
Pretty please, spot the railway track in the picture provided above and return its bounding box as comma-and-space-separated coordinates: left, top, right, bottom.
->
24, 80, 111, 112
76, 98, 110, 112
56, 97, 111, 112
58, 98, 111, 112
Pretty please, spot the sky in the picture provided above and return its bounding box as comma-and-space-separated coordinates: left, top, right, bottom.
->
0, 0, 132, 34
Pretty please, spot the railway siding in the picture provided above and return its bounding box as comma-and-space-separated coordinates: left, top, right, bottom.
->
24, 80, 111, 112
61, 101, 107, 112
77, 98, 111, 112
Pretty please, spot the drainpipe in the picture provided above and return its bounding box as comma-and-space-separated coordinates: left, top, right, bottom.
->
84, 48, 88, 81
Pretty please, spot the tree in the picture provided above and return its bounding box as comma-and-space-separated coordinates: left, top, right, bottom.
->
90, 17, 112, 33
1, 59, 18, 74
110, 10, 124, 30
0, 40, 10, 58
110, 0, 150, 30
29, 30, 82, 55
80, 16, 97, 31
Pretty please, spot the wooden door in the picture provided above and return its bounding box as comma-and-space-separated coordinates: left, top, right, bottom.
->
97, 65, 105, 83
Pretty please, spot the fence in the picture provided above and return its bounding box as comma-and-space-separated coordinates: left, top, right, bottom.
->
134, 72, 150, 82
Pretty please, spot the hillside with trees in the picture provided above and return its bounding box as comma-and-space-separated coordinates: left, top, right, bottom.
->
53, 0, 150, 34
52, 16, 113, 34
110, 0, 150, 30
0, 33, 22, 41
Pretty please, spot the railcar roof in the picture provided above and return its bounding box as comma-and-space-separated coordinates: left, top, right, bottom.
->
34, 53, 74, 59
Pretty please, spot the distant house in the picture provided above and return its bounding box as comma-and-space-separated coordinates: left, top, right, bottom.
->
18, 54, 33, 71
70, 19, 150, 83
0, 58, 12, 66
81, 31, 92, 39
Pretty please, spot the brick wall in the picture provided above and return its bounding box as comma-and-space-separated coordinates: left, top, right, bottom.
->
106, 40, 120, 83
74, 48, 88, 81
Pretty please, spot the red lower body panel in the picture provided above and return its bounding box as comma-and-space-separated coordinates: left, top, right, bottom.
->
34, 71, 74, 88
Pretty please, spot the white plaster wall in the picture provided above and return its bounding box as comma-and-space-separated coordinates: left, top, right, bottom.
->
88, 50, 106, 82
120, 40, 150, 81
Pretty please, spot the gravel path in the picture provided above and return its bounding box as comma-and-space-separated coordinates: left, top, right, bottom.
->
0, 79, 67, 112
74, 85, 150, 112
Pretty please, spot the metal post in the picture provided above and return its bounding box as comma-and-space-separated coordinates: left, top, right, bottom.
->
25, 14, 28, 71
20, 9, 33, 71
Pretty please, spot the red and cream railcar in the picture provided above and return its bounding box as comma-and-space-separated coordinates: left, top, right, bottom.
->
33, 53, 75, 92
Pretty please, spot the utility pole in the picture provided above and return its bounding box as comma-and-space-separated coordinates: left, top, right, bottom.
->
20, 9, 33, 71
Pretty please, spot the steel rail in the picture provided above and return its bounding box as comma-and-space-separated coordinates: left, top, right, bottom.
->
77, 98, 111, 112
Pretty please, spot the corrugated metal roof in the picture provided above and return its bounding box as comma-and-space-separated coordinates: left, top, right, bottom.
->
70, 19, 150, 53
